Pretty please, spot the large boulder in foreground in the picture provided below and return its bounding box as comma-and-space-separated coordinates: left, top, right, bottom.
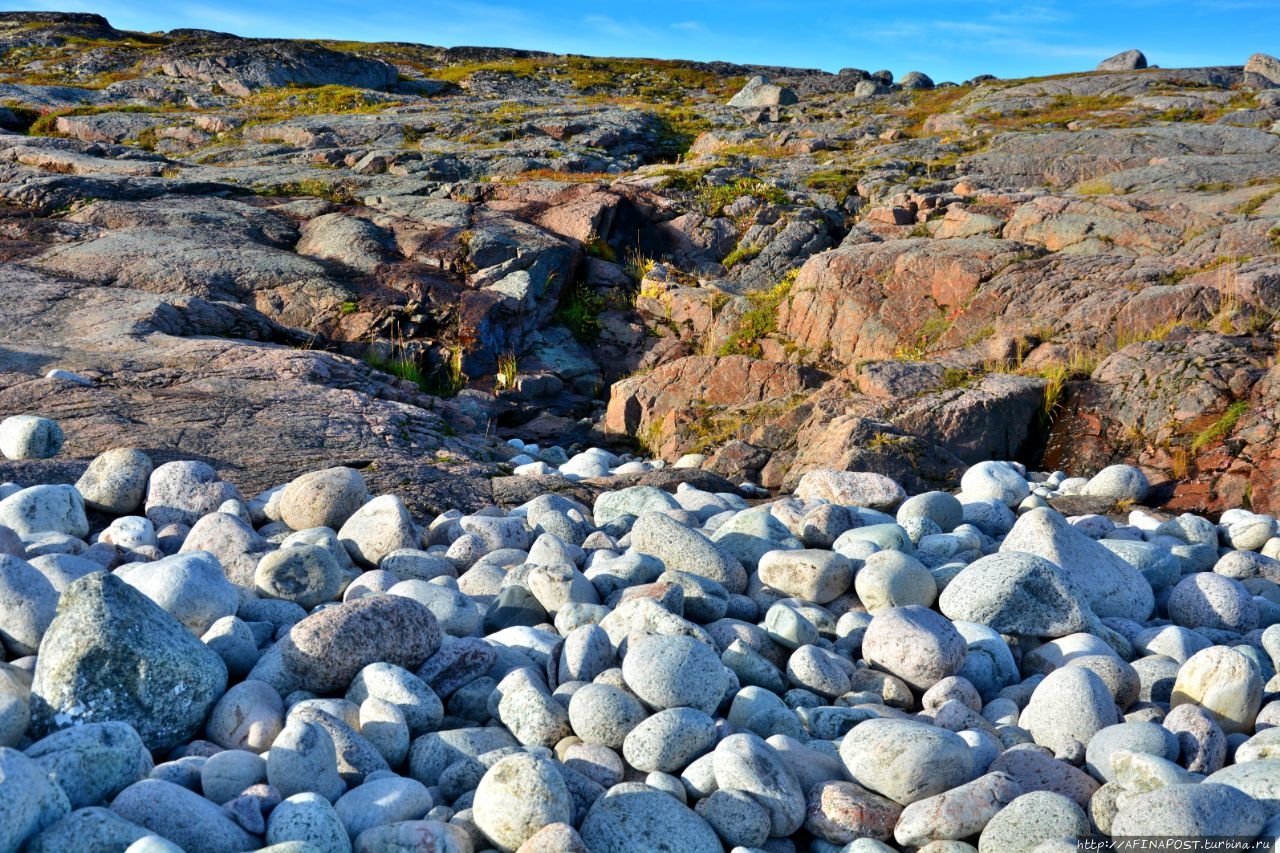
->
29, 573, 228, 752
1001, 507, 1155, 623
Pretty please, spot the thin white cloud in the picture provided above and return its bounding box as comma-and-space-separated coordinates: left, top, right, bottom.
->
175, 3, 297, 34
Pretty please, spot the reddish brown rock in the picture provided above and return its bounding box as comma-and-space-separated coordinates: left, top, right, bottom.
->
603, 354, 826, 450
805, 780, 904, 844
1046, 330, 1274, 513
534, 190, 619, 243
278, 595, 442, 694
777, 237, 1036, 366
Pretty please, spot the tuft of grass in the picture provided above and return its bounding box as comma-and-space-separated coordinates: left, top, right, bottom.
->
243, 84, 402, 123
969, 93, 1131, 132
623, 246, 656, 283
635, 419, 666, 458
339, 300, 359, 316
555, 283, 605, 343
1032, 349, 1098, 428
132, 126, 158, 151
1111, 319, 1181, 351
941, 367, 977, 389
583, 234, 616, 262
1237, 188, 1280, 216
1190, 400, 1248, 454
894, 307, 955, 361
366, 349, 427, 388
656, 165, 714, 193
649, 106, 713, 161
867, 432, 916, 452
25, 103, 166, 137
804, 168, 865, 200
685, 395, 807, 454
496, 351, 519, 389
696, 178, 789, 217
894, 85, 973, 134
254, 178, 356, 204
717, 269, 797, 357
496, 168, 616, 184
1037, 362, 1071, 429
721, 243, 762, 269
1170, 445, 1192, 480
400, 123, 426, 146
367, 343, 467, 397
1076, 179, 1116, 196
429, 55, 737, 101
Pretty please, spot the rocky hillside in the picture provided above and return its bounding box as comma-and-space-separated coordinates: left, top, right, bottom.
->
1, 13, 1279, 514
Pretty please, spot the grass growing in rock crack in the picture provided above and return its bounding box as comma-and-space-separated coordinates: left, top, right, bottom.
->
254, 179, 357, 205
623, 247, 656, 283
721, 243, 762, 269
1190, 401, 1248, 454
583, 234, 616, 262
243, 85, 403, 123
25, 103, 168, 137
424, 348, 469, 397
366, 345, 467, 397
1237, 187, 1280, 216
941, 367, 978, 389
365, 349, 427, 388
804, 168, 865, 201
555, 283, 605, 343
686, 395, 807, 454
496, 351, 519, 389
717, 270, 797, 357
893, 307, 954, 361
1034, 350, 1099, 428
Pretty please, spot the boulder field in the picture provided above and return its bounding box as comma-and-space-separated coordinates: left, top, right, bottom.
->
1, 437, 1280, 850
1, 10, 1280, 849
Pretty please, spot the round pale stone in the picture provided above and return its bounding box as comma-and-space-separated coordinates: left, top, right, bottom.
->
1171, 646, 1263, 736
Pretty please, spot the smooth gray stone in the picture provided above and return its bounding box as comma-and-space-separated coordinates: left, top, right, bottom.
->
580, 782, 721, 853
25, 721, 153, 808
110, 779, 259, 853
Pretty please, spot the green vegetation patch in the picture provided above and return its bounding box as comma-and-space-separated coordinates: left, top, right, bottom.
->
1190, 400, 1248, 453
696, 177, 790, 217
244, 84, 403, 123
555, 282, 606, 343
718, 270, 797, 357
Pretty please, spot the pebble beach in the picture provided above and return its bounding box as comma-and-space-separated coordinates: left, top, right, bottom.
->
3, 412, 1280, 852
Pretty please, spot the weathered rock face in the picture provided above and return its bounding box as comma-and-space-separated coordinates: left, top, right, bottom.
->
0, 265, 495, 517
604, 355, 827, 453
152, 39, 397, 96
29, 195, 354, 330
962, 125, 1280, 190
0, 10, 1277, 508
776, 237, 1037, 366
1046, 330, 1274, 514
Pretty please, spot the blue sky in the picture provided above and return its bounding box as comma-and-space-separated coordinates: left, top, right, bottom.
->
12, 0, 1279, 82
